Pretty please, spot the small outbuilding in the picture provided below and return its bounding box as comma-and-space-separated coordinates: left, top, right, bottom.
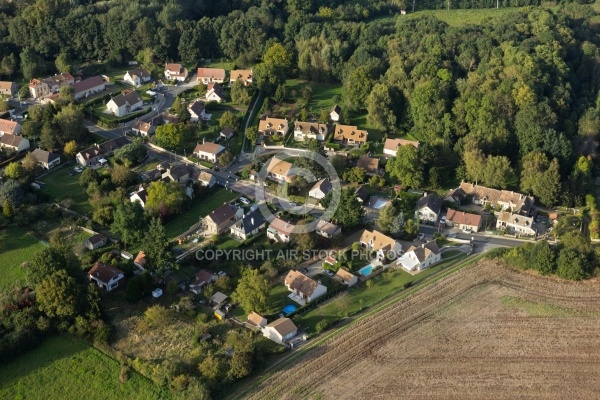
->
210, 291, 228, 307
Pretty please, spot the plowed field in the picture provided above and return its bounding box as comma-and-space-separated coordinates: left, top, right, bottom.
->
245, 260, 600, 399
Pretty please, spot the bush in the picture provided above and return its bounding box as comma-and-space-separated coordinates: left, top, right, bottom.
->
315, 319, 331, 334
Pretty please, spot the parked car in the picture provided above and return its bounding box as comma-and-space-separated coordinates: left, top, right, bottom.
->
440, 216, 446, 224
462, 228, 472, 234
417, 233, 425, 241
323, 270, 334, 277
301, 267, 309, 274
239, 197, 250, 205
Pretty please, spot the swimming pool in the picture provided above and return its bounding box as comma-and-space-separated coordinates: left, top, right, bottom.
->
358, 265, 374, 276
282, 304, 297, 315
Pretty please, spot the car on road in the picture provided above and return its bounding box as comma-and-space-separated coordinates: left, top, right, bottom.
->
323, 270, 334, 277
440, 216, 446, 225
301, 268, 309, 274
289, 202, 298, 207
239, 197, 250, 205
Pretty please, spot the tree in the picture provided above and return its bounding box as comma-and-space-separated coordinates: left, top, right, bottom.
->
58, 85, 74, 104
482, 155, 512, 189
343, 167, 366, 183
2, 199, 13, 219
79, 168, 100, 188
537, 158, 561, 206
218, 151, 233, 167
172, 97, 184, 115
21, 152, 38, 179
263, 42, 292, 69
143, 217, 174, 275
521, 152, 561, 206
231, 80, 250, 105
463, 149, 486, 184
219, 111, 240, 130
556, 248, 587, 280
64, 140, 77, 159
112, 202, 147, 249
0, 100, 8, 112
343, 66, 375, 111
28, 246, 78, 285
36, 269, 80, 318
246, 127, 259, 144
532, 241, 555, 275
296, 231, 316, 251
20, 47, 44, 80
386, 145, 423, 188
322, 188, 363, 228
198, 354, 226, 382
254, 62, 286, 94
55, 52, 73, 74
111, 164, 135, 187
0, 179, 24, 207
377, 204, 398, 234
4, 162, 23, 180
145, 181, 187, 219
155, 123, 186, 149
113, 141, 147, 167
367, 83, 397, 131
232, 268, 270, 313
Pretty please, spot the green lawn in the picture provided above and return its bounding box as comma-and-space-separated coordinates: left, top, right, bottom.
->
0, 225, 47, 290
164, 188, 239, 239
410, 7, 532, 27
308, 82, 342, 114
266, 283, 291, 316
349, 112, 383, 142
0, 336, 171, 400
206, 59, 236, 71
40, 167, 92, 216
297, 253, 467, 333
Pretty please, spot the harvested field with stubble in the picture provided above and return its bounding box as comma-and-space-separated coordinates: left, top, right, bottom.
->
244, 259, 600, 399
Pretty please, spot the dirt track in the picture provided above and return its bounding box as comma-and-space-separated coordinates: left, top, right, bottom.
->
245, 260, 600, 399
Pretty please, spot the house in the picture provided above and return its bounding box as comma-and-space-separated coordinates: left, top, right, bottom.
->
220, 126, 235, 140
333, 124, 368, 146
267, 217, 296, 243
123, 68, 151, 87
383, 138, 420, 157
229, 69, 253, 86
0, 81, 18, 97
308, 178, 332, 200
210, 292, 228, 307
134, 251, 147, 270
355, 186, 369, 203
193, 142, 225, 163
357, 156, 379, 176
0, 118, 22, 136
496, 211, 536, 236
284, 270, 327, 303
293, 121, 328, 141
445, 209, 482, 232
262, 317, 298, 344
335, 268, 358, 287
397, 241, 441, 272
0, 134, 29, 153
315, 220, 342, 238
84, 233, 108, 250
247, 311, 267, 328
106, 90, 143, 117
42, 72, 75, 93
164, 63, 188, 81
205, 82, 226, 103
203, 203, 240, 234
30, 148, 60, 169
198, 171, 216, 188
76, 137, 129, 166
189, 269, 217, 294
188, 101, 210, 122
415, 194, 442, 223
140, 169, 162, 182
131, 120, 155, 136
330, 105, 341, 122
130, 185, 148, 208
73, 76, 105, 99
266, 157, 294, 183
28, 79, 50, 99
455, 182, 535, 215
258, 117, 289, 136
444, 187, 467, 206
162, 164, 190, 183
230, 210, 267, 241
360, 229, 404, 261
197, 68, 226, 85
88, 262, 125, 292
157, 161, 170, 171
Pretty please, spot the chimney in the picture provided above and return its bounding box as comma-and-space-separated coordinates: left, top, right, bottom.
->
202, 138, 205, 144
251, 217, 254, 225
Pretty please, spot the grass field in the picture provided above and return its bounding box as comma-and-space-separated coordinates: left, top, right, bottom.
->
40, 167, 92, 216
0, 225, 47, 290
308, 82, 342, 114
0, 336, 170, 400
164, 187, 239, 239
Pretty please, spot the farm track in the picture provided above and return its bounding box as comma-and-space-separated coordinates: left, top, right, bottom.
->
244, 260, 600, 399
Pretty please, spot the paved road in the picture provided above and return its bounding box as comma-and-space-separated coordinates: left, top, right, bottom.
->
419, 224, 534, 248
